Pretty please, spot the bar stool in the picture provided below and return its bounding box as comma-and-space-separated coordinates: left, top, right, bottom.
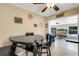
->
38, 34, 51, 56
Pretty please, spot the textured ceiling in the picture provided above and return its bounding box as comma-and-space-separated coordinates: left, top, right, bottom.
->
11, 3, 79, 17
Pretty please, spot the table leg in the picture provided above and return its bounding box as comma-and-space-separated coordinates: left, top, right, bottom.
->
25, 45, 28, 56
9, 42, 17, 56
33, 44, 38, 56
38, 47, 41, 56
33, 46, 37, 56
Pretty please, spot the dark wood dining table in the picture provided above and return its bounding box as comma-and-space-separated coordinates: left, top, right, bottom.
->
9, 35, 43, 56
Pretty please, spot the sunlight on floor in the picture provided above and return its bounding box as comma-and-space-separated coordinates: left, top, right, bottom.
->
51, 39, 78, 56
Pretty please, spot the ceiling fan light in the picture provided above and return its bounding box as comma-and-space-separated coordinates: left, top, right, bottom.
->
46, 3, 51, 8
47, 3, 55, 8
51, 4, 55, 7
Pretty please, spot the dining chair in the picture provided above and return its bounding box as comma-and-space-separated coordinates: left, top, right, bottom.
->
37, 33, 52, 56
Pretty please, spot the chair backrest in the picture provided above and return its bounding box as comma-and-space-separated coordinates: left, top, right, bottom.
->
29, 32, 34, 36
48, 34, 52, 46
26, 33, 29, 36
46, 34, 56, 47
46, 33, 49, 42
26, 32, 34, 36
46, 33, 51, 46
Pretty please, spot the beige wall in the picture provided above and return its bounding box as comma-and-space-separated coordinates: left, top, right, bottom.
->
0, 4, 45, 47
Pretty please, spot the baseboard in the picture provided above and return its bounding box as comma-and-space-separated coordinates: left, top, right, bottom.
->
66, 40, 79, 44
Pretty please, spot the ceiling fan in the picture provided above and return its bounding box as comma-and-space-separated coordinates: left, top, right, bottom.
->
33, 3, 60, 12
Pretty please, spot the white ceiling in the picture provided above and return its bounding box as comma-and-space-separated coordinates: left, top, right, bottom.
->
11, 3, 79, 17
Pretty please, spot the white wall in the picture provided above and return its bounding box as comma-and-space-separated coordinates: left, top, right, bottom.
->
48, 15, 78, 33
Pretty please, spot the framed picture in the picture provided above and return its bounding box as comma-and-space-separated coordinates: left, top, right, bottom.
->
14, 17, 23, 24
28, 14, 33, 20
45, 23, 48, 28
34, 24, 37, 27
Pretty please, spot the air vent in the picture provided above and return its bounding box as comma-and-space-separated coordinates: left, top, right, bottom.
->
56, 13, 64, 18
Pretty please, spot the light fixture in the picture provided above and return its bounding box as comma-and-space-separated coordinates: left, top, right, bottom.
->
46, 3, 55, 8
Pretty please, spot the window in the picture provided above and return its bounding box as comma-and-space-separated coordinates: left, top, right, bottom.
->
69, 26, 78, 34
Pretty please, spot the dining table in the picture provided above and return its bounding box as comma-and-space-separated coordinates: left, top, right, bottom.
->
9, 35, 43, 56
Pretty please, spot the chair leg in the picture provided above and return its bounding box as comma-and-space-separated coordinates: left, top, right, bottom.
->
48, 47, 51, 56
25, 50, 28, 56
25, 45, 29, 56
9, 43, 17, 56
39, 48, 42, 56
40, 48, 42, 56
47, 49, 49, 56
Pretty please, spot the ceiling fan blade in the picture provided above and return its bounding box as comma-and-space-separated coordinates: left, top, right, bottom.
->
41, 6, 48, 12
53, 5, 60, 11
33, 3, 45, 4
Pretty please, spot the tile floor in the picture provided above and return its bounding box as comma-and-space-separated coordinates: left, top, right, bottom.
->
51, 39, 78, 56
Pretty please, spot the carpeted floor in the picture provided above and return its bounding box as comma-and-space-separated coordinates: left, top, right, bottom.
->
0, 46, 11, 56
